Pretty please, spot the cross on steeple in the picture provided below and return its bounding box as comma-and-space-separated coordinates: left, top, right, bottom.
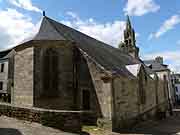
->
43, 11, 46, 17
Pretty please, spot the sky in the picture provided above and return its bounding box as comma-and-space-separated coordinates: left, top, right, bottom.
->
0, 0, 180, 72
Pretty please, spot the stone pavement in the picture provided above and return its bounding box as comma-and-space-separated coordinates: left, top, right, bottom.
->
2, 113, 180, 135
131, 115, 180, 135
83, 109, 180, 135
0, 116, 78, 135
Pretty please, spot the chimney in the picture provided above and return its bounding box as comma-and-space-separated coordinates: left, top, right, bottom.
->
155, 56, 163, 64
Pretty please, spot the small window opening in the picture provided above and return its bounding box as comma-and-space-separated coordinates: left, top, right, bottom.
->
1, 63, 4, 72
0, 82, 3, 90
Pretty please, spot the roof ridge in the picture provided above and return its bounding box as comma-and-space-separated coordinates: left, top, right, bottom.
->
44, 16, 68, 40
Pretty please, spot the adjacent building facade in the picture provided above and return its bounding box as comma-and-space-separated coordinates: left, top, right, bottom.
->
0, 15, 171, 132
0, 49, 11, 102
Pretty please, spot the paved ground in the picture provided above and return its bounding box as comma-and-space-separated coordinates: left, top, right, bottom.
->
129, 109, 180, 135
2, 111, 180, 135
131, 115, 180, 135
0, 116, 77, 135
83, 110, 180, 135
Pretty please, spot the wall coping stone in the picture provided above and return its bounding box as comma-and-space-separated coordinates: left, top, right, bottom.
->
0, 102, 85, 113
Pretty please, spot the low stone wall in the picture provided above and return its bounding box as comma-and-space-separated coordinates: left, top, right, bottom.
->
0, 103, 82, 133
81, 111, 98, 125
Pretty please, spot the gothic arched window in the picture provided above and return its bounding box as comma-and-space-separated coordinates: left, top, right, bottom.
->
42, 48, 59, 97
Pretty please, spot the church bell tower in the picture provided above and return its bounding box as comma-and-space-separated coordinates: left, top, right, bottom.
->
119, 16, 139, 59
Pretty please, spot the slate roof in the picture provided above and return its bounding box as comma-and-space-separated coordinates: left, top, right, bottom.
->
33, 16, 140, 72
0, 49, 12, 59
0, 16, 155, 77
144, 59, 169, 71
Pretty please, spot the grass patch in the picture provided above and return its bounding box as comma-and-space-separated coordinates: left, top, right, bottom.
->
82, 125, 111, 135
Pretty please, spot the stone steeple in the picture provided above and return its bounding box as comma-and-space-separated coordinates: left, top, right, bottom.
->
119, 15, 139, 59
126, 15, 132, 30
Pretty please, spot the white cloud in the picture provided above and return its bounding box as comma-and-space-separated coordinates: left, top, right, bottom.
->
0, 10, 138, 50
61, 12, 126, 47
150, 15, 180, 39
123, 0, 160, 16
148, 33, 153, 40
66, 11, 80, 20
144, 50, 180, 73
0, 10, 128, 49
8, 0, 42, 12
0, 8, 39, 49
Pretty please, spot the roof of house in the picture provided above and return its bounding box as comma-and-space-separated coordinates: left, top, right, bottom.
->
0, 49, 12, 58
144, 59, 169, 71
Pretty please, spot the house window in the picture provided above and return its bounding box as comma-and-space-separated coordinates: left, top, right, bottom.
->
0, 82, 3, 90
82, 90, 90, 110
1, 63, 4, 72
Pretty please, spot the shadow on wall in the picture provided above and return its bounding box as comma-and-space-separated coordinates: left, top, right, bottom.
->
0, 128, 23, 135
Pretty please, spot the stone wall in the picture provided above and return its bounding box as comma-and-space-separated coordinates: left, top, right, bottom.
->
139, 76, 156, 114
0, 103, 81, 133
157, 79, 169, 112
34, 41, 75, 110
112, 71, 169, 131
77, 52, 102, 115
85, 56, 112, 119
14, 47, 34, 107
10, 40, 170, 132
33, 41, 100, 112
157, 70, 175, 104
113, 76, 139, 130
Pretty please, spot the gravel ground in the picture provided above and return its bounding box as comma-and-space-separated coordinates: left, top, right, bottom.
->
0, 116, 78, 135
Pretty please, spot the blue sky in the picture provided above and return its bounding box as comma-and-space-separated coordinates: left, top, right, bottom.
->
0, 0, 180, 72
